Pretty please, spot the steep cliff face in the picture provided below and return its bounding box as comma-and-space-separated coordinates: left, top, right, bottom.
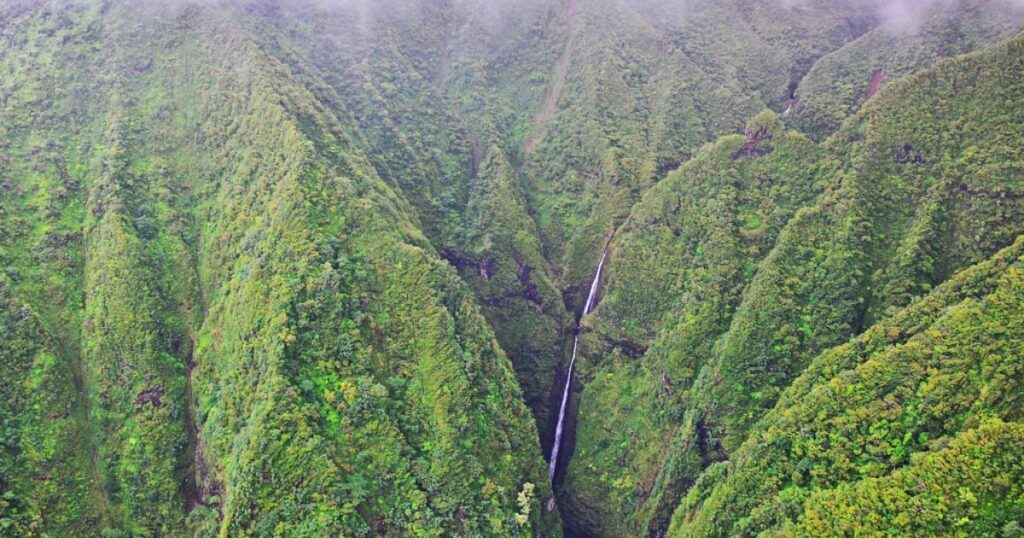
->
0, 2, 557, 536
792, 0, 1024, 140
564, 31, 1024, 536
516, 0, 879, 292
228, 0, 888, 454
561, 111, 826, 535
673, 234, 1024, 537
2, 1, 1023, 536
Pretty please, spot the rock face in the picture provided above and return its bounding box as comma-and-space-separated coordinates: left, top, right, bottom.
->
866, 68, 885, 99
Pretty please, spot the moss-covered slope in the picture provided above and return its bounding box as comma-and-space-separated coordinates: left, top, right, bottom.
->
0, 1, 558, 535
673, 234, 1024, 537
2, 1, 1023, 536
791, 0, 1024, 140
565, 29, 1024, 537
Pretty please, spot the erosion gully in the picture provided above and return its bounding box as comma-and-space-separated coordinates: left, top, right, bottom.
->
548, 234, 612, 482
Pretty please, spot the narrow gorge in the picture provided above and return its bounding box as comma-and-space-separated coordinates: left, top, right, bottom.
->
548, 235, 611, 482
2, 0, 1023, 536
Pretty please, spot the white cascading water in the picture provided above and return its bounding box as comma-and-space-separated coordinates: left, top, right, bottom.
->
548, 247, 609, 481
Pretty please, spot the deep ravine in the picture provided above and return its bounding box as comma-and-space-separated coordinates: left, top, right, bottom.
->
549, 240, 610, 481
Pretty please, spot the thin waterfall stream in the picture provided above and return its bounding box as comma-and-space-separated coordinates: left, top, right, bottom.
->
549, 243, 610, 481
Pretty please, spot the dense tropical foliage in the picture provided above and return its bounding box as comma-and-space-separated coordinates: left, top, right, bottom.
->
1, 0, 1022, 536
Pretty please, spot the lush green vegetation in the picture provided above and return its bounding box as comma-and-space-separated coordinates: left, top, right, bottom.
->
1, 1, 560, 535
792, 0, 1024, 140
566, 28, 1024, 536
1, 0, 1022, 536
673, 235, 1024, 536
560, 110, 825, 534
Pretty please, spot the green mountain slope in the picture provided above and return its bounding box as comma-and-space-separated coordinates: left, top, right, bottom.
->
520, 0, 878, 287
0, 1, 557, 536
558, 111, 826, 535
232, 0, 886, 452
245, 0, 574, 443
1, 0, 1023, 536
673, 234, 1024, 537
791, 0, 1024, 140
565, 28, 1024, 536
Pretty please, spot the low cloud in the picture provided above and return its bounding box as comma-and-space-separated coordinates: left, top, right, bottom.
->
875, 0, 1024, 34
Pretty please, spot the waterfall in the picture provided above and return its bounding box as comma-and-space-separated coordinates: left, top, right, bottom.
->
548, 247, 609, 481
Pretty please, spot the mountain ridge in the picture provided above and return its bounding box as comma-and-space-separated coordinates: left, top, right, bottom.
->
1, 1, 1022, 536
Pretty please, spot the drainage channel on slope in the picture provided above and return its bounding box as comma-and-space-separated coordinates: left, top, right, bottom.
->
549, 238, 611, 481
